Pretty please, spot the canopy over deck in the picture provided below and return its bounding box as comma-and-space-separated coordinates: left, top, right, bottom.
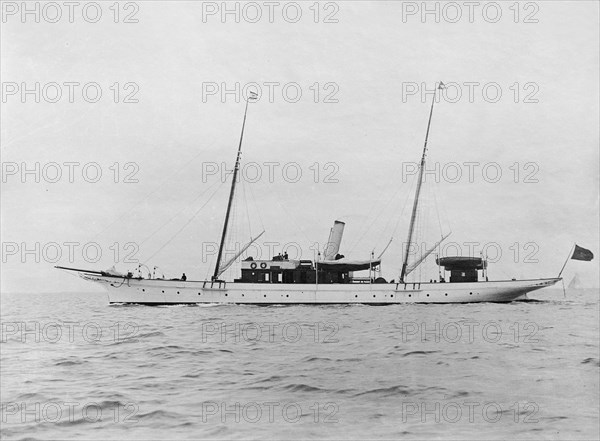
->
436, 257, 486, 271
318, 258, 381, 272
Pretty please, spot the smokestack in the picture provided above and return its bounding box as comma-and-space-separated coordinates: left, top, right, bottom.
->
324, 220, 345, 260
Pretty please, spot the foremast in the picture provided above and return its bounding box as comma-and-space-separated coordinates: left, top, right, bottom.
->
212, 91, 257, 281
400, 82, 443, 283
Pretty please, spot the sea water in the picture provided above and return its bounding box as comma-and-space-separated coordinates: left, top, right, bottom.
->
1, 288, 598, 440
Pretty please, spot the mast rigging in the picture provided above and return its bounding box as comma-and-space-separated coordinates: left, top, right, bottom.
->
213, 91, 258, 280
400, 81, 444, 282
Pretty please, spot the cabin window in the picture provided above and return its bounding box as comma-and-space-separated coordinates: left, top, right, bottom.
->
271, 271, 281, 283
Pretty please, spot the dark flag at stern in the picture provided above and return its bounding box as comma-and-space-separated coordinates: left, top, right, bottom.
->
571, 245, 594, 261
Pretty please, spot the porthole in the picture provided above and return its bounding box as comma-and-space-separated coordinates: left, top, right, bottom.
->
197, 292, 201, 295
470, 292, 473, 295
426, 294, 429, 297
408, 294, 411, 297
390, 295, 393, 298
162, 290, 164, 293
286, 295, 289, 297
142, 289, 145, 292
355, 295, 358, 298
445, 293, 448, 296
373, 295, 376, 298
264, 295, 266, 298
177, 291, 180, 294
225, 294, 228, 296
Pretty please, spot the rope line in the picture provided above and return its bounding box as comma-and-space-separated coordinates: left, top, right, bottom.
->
91, 145, 215, 242
141, 180, 225, 264
138, 178, 222, 248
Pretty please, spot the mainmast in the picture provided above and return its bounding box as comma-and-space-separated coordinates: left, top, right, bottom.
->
213, 91, 257, 281
400, 82, 443, 283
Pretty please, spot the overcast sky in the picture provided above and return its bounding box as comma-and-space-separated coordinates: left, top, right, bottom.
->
1, 1, 598, 292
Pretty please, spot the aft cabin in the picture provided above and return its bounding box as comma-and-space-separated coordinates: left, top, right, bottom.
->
435, 257, 487, 283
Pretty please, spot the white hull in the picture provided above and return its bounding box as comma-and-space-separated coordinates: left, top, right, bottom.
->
73, 270, 559, 305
